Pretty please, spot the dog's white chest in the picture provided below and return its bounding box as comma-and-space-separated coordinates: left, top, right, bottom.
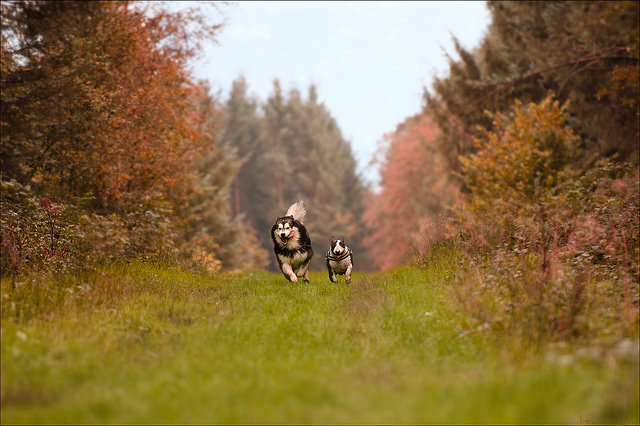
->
328, 257, 351, 274
278, 250, 309, 268
327, 247, 352, 274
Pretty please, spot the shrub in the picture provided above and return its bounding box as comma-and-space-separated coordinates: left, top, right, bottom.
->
1, 180, 79, 280
0, 179, 228, 280
429, 94, 639, 344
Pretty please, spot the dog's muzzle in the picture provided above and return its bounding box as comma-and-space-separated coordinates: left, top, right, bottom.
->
279, 230, 295, 244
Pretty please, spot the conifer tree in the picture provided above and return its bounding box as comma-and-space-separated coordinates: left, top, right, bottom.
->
218, 77, 264, 219
216, 79, 374, 271
183, 82, 269, 271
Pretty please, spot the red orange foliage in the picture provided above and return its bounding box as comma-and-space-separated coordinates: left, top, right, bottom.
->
0, 2, 250, 275
1, 2, 222, 212
365, 114, 458, 270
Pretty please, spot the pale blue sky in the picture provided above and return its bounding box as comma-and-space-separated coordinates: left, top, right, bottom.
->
182, 1, 491, 187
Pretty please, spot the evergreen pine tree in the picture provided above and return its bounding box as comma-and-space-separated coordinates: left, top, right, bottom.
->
216, 79, 374, 271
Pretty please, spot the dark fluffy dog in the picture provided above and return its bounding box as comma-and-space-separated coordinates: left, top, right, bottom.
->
326, 236, 353, 284
271, 201, 313, 283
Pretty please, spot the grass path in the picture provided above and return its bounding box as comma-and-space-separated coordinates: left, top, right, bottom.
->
1, 264, 638, 424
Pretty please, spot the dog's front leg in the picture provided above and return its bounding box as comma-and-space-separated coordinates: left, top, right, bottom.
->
326, 259, 337, 282
281, 263, 298, 282
345, 264, 352, 284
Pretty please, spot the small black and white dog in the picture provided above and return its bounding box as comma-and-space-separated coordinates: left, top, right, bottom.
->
326, 237, 353, 284
271, 200, 313, 283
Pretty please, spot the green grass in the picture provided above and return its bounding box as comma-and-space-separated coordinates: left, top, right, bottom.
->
1, 263, 638, 424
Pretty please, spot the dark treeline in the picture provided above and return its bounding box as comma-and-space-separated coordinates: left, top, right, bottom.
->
216, 77, 373, 271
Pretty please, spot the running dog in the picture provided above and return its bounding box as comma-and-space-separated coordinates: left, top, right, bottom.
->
271, 200, 313, 283
326, 236, 353, 284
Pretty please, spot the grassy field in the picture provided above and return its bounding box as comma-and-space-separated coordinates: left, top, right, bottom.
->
1, 262, 638, 424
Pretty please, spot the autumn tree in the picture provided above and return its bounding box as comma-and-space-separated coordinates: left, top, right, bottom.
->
1, 1, 264, 274
364, 114, 457, 270
1, 1, 223, 210
424, 1, 639, 175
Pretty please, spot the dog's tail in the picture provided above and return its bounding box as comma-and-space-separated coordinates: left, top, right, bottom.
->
286, 200, 307, 223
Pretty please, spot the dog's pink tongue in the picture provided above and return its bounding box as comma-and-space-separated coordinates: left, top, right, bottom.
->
288, 229, 295, 238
